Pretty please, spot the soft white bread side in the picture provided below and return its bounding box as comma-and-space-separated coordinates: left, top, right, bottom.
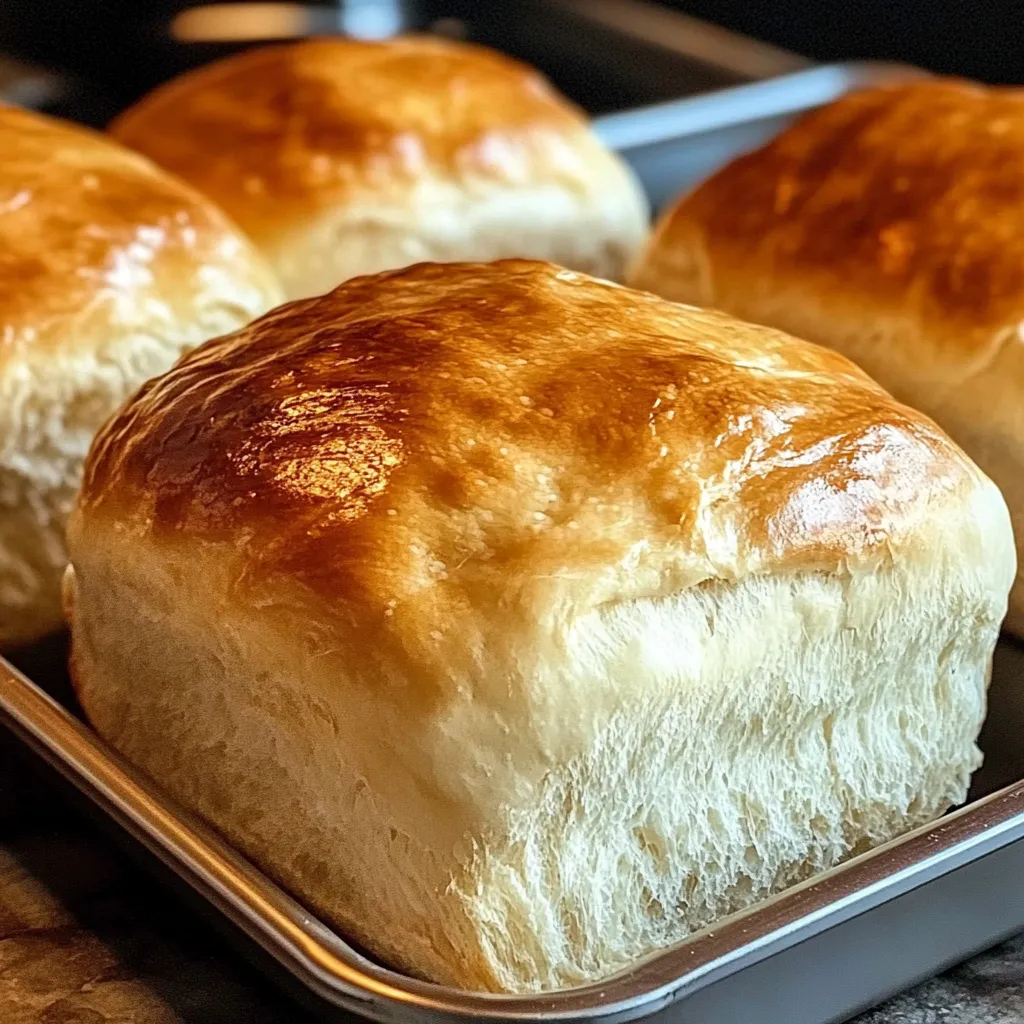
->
0, 104, 282, 649
109, 37, 650, 299
628, 78, 1024, 634
65, 261, 1014, 993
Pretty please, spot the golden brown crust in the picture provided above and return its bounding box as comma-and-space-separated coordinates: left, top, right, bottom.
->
0, 102, 278, 369
79, 260, 981, 647
109, 37, 602, 244
628, 77, 1024, 634
0, 102, 281, 648
634, 79, 1024, 374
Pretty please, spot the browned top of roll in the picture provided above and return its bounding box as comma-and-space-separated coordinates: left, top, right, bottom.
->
108, 37, 603, 241
0, 102, 279, 370
639, 78, 1024, 371
77, 259, 982, 653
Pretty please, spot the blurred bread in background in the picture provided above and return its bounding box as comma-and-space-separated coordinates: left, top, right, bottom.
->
109, 36, 650, 299
0, 103, 282, 649
629, 78, 1024, 634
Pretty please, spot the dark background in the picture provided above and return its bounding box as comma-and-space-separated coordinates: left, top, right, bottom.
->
2, 0, 1021, 97
661, 0, 1022, 82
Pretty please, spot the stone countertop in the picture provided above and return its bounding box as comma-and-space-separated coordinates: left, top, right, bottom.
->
3, 741, 1024, 1024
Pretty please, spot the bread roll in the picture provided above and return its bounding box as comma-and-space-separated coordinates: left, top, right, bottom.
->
65, 260, 1012, 992
108, 37, 649, 300
628, 78, 1024, 634
0, 104, 282, 649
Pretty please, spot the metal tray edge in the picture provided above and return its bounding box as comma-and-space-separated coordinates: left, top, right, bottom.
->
2, 651, 1023, 1024
593, 60, 929, 152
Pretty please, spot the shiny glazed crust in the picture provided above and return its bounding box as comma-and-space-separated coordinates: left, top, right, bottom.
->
0, 104, 279, 369
0, 104, 282, 646
109, 38, 649, 296
66, 261, 1014, 992
628, 78, 1024, 632
76, 260, 987, 589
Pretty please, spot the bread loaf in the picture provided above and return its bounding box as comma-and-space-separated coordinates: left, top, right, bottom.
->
66, 260, 1012, 992
629, 78, 1024, 634
0, 104, 282, 648
110, 38, 649, 299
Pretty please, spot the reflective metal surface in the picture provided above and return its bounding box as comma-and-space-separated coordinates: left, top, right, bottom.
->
596, 60, 928, 211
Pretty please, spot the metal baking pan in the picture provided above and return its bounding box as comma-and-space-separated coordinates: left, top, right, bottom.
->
596, 59, 926, 211
3, 632, 1024, 1024
4, 60, 1022, 1024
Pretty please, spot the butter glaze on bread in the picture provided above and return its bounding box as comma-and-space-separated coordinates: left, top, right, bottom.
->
629, 78, 1024, 633
109, 38, 649, 298
66, 261, 1013, 991
0, 104, 281, 648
